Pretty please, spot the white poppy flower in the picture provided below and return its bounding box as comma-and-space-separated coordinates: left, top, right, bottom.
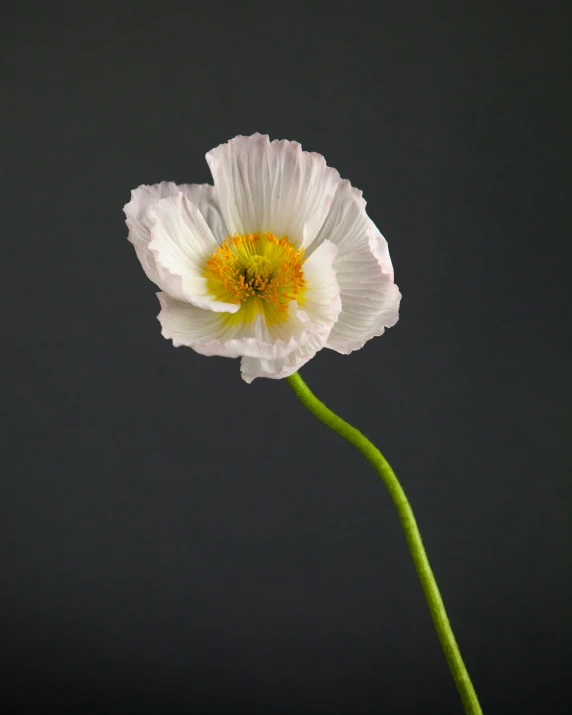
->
124, 134, 401, 382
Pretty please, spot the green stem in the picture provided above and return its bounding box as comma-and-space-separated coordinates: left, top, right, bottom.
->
286, 371, 482, 715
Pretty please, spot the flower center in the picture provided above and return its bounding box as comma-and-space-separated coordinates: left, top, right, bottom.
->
203, 232, 306, 325
244, 254, 273, 281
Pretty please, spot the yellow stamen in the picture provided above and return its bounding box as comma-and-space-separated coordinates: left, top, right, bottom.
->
203, 232, 306, 325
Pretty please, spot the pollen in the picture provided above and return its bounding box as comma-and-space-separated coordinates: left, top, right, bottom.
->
203, 232, 306, 325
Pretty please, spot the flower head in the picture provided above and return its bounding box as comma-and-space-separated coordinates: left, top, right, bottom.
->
124, 134, 401, 382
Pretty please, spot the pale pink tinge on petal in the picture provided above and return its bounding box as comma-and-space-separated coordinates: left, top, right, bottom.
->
309, 179, 401, 354
124, 182, 229, 288
124, 181, 182, 285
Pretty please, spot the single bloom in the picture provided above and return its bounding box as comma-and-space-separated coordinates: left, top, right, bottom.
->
124, 134, 401, 382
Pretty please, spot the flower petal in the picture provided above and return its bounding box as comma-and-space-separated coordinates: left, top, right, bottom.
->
149, 194, 239, 313
158, 293, 312, 359
124, 181, 181, 284
180, 183, 228, 244
309, 180, 401, 354
239, 239, 342, 381
240, 333, 326, 383
299, 238, 342, 331
124, 182, 229, 286
206, 133, 341, 249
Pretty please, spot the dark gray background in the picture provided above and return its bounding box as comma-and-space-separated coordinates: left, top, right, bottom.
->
3, 1, 570, 713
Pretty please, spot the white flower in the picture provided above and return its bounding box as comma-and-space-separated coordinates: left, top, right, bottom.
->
124, 134, 401, 382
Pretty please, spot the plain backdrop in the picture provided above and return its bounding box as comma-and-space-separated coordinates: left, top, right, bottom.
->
2, 1, 570, 713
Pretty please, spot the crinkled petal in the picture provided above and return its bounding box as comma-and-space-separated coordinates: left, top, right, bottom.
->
309, 180, 401, 354
124, 181, 181, 284
157, 239, 340, 366
206, 133, 341, 249
149, 194, 239, 313
240, 333, 326, 383
240, 240, 342, 381
158, 293, 310, 359
180, 184, 228, 244
124, 182, 229, 286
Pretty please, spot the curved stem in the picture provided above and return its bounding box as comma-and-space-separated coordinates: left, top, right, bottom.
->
285, 371, 482, 715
